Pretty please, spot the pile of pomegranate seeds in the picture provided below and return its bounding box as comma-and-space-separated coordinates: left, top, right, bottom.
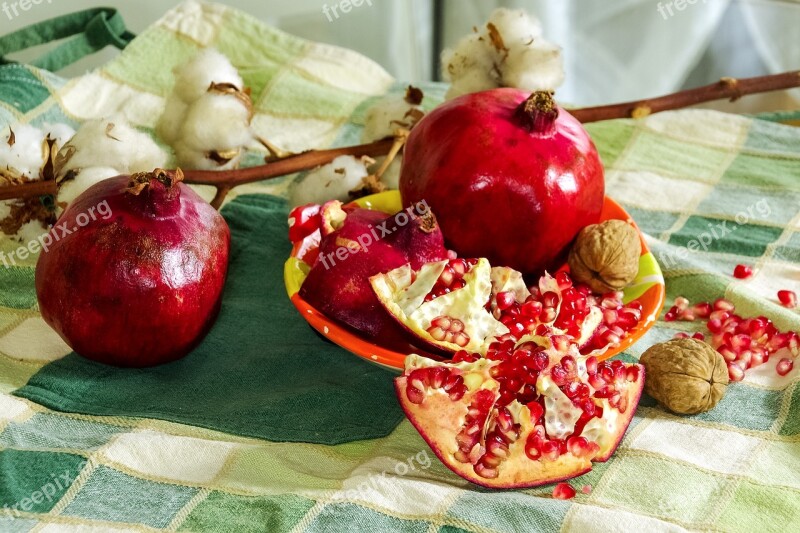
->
424, 258, 478, 302
667, 296, 799, 380
493, 271, 642, 353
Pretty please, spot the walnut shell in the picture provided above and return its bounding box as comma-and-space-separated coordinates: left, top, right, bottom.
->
640, 338, 729, 415
568, 219, 640, 293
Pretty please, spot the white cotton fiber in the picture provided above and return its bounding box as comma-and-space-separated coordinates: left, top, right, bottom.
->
362, 95, 424, 143
0, 124, 48, 179
442, 8, 564, 100
181, 93, 252, 149
156, 95, 189, 146
59, 117, 168, 176
57, 166, 120, 206
173, 48, 244, 104
289, 155, 370, 207
158, 48, 255, 170
16, 220, 47, 243
42, 122, 76, 147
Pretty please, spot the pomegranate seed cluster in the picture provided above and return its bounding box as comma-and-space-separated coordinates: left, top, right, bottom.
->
667, 296, 798, 380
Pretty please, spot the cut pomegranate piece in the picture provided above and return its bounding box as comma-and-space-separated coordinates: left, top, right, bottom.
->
287, 203, 321, 244
372, 259, 507, 353
553, 483, 576, 500
395, 336, 645, 488
733, 264, 753, 279
778, 290, 797, 309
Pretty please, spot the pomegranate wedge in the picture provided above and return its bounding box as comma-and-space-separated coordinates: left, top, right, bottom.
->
395, 336, 645, 489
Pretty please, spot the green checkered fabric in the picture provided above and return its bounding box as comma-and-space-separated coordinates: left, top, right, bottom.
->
1, 2, 799, 531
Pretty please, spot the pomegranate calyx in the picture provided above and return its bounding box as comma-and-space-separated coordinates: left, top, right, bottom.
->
515, 91, 559, 136
126, 167, 184, 195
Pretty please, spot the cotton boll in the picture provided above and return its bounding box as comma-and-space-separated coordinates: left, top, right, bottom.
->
57, 166, 120, 206
59, 118, 168, 176
156, 95, 189, 145
504, 42, 565, 91
290, 155, 370, 207
42, 123, 76, 147
181, 93, 252, 151
0, 124, 48, 179
487, 8, 542, 44
173, 48, 243, 104
16, 220, 47, 244
445, 69, 500, 100
442, 34, 494, 81
173, 141, 243, 172
362, 95, 424, 143
441, 8, 564, 100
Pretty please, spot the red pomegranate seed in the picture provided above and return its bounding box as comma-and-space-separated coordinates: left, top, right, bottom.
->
427, 316, 470, 347
778, 290, 797, 309
452, 350, 478, 363
664, 307, 678, 322
553, 483, 576, 500
496, 291, 515, 311
728, 362, 745, 382
674, 332, 689, 339
527, 402, 544, 422
714, 298, 736, 312
733, 264, 753, 279
692, 332, 706, 341
776, 358, 794, 376
585, 356, 598, 375
555, 271, 573, 290
692, 302, 711, 319
581, 485, 592, 495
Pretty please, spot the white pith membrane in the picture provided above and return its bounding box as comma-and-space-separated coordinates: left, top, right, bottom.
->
396, 332, 645, 488
371, 258, 510, 352
372, 258, 614, 356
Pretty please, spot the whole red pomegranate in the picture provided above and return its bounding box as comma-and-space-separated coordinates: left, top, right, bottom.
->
400, 89, 604, 275
36, 169, 230, 367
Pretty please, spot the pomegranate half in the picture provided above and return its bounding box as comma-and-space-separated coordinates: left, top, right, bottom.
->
36, 169, 230, 367
396, 338, 644, 488
400, 89, 604, 275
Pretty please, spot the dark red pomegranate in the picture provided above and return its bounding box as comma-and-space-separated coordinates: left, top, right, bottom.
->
36, 169, 230, 367
400, 89, 605, 275
299, 201, 448, 338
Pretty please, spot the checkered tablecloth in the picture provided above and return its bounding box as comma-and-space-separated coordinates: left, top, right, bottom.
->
1, 2, 799, 532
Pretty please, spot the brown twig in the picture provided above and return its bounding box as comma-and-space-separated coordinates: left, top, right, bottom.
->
569, 71, 800, 122
2, 71, 799, 210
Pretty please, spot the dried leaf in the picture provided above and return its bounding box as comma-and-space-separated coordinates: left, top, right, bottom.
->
207, 149, 240, 166
404, 85, 424, 106
54, 145, 77, 182
348, 174, 387, 200
209, 82, 255, 121
7, 128, 14, 147
486, 22, 508, 55
105, 123, 121, 141
40, 135, 59, 182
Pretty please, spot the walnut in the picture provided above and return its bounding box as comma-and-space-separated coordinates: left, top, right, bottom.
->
640, 338, 729, 415
568, 219, 640, 293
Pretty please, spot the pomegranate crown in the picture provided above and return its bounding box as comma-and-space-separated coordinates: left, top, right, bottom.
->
127, 168, 184, 196
515, 91, 559, 135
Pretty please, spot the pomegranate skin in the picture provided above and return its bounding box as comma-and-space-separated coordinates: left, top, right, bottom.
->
400, 88, 605, 275
36, 172, 230, 367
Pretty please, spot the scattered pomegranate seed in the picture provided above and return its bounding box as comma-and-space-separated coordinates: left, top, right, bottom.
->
728, 362, 745, 382
692, 332, 706, 341
776, 358, 794, 377
733, 264, 753, 279
777, 290, 797, 309
581, 485, 592, 494
553, 482, 576, 500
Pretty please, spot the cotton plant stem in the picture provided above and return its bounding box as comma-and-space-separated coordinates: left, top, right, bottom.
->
2, 71, 799, 208
569, 71, 800, 122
